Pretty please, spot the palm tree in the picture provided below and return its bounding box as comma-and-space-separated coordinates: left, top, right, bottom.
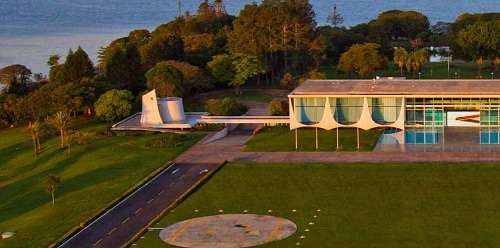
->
52, 111, 71, 149
44, 175, 61, 206
405, 53, 417, 74
415, 48, 429, 73
394, 48, 408, 76
28, 121, 42, 155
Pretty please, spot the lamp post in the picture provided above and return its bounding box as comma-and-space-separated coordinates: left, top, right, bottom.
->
492, 72, 495, 80
454, 71, 458, 79
447, 53, 452, 79
418, 72, 422, 80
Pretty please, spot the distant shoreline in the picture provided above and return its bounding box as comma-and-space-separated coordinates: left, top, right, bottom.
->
1, 0, 498, 73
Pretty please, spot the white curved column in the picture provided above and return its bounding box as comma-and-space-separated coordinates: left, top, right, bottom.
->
317, 99, 338, 130
387, 99, 406, 130
289, 98, 305, 130
351, 97, 380, 130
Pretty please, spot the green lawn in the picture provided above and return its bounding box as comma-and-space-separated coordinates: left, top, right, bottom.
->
185, 90, 273, 112
134, 162, 500, 248
321, 62, 497, 80
0, 123, 203, 248
244, 126, 382, 152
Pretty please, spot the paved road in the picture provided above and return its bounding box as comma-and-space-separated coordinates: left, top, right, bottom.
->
58, 161, 221, 248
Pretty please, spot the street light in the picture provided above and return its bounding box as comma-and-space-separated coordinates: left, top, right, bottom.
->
418, 72, 422, 80
447, 52, 452, 79
454, 71, 458, 79
492, 72, 495, 79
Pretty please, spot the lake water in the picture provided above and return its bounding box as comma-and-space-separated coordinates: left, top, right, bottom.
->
1, 0, 498, 73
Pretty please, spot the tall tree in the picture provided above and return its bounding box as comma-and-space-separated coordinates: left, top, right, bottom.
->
103, 43, 145, 92
28, 121, 42, 155
163, 60, 212, 94
327, 3, 344, 27
63, 47, 95, 83
145, 62, 184, 97
0, 64, 32, 95
228, 3, 261, 56
394, 47, 409, 76
232, 55, 266, 94
47, 55, 60, 67
337, 43, 386, 77
207, 54, 236, 85
457, 20, 500, 76
139, 33, 184, 69
372, 10, 430, 41
52, 111, 71, 149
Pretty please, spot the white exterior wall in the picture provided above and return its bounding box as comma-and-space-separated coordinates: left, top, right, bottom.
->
158, 97, 186, 123
141, 90, 164, 126
288, 96, 406, 131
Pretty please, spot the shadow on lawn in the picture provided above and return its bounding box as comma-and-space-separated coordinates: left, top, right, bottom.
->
0, 142, 106, 223
0, 141, 31, 169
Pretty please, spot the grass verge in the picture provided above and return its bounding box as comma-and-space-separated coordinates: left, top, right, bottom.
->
244, 126, 382, 152
0, 123, 204, 248
134, 162, 500, 248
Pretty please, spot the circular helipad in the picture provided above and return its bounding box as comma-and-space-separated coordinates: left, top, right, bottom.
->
159, 214, 297, 248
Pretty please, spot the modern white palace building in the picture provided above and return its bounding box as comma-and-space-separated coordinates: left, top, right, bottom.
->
114, 79, 500, 149
289, 79, 500, 130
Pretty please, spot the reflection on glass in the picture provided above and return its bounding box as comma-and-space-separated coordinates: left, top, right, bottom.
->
369, 97, 402, 125
480, 128, 500, 144
331, 98, 363, 125
294, 97, 325, 124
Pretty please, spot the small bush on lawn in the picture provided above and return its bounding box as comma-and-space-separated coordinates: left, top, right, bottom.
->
270, 99, 289, 116
206, 97, 247, 116
145, 133, 187, 148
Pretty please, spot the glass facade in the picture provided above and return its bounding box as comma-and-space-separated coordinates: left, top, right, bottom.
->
331, 98, 363, 124
480, 99, 500, 126
405, 98, 445, 126
293, 97, 500, 127
294, 97, 325, 124
369, 98, 402, 124
406, 97, 500, 127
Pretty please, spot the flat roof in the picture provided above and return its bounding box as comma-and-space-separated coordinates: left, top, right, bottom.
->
290, 79, 500, 96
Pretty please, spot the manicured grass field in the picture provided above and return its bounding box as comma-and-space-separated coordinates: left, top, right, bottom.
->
185, 90, 273, 112
134, 162, 500, 248
321, 62, 497, 80
245, 126, 382, 152
0, 123, 203, 248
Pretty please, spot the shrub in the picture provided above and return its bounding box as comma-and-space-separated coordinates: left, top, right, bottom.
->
280, 72, 296, 89
94, 89, 134, 122
206, 97, 247, 116
269, 99, 289, 116
70, 130, 96, 145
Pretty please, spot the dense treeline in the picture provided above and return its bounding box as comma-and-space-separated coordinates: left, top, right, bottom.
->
0, 0, 498, 128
